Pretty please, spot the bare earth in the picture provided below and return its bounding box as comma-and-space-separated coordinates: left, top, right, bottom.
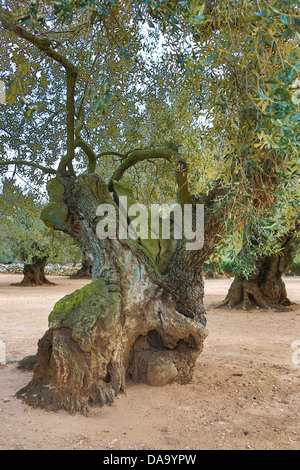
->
0, 273, 299, 451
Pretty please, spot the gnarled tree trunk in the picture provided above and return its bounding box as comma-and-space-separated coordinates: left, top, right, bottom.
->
12, 255, 55, 287
16, 173, 222, 414
69, 255, 92, 279
217, 227, 299, 310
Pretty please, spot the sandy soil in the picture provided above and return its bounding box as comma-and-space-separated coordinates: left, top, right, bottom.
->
0, 273, 299, 451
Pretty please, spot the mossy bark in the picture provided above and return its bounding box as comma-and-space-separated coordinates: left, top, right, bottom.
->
16, 173, 221, 414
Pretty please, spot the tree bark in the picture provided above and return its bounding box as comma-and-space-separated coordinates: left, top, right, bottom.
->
11, 255, 55, 287
216, 229, 299, 310
16, 173, 219, 413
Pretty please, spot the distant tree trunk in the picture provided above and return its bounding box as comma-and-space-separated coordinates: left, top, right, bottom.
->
16, 172, 223, 414
204, 261, 220, 279
217, 226, 299, 310
12, 255, 55, 287
70, 255, 92, 279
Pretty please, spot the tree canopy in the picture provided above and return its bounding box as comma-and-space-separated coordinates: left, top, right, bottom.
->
0, 0, 299, 272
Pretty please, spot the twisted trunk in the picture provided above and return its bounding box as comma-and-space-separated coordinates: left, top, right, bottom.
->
217, 228, 299, 310
16, 173, 221, 413
12, 255, 55, 287
70, 256, 92, 279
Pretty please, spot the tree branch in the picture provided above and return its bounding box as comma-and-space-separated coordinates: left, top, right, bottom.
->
74, 103, 126, 172
175, 159, 190, 205
0, 160, 57, 174
0, 9, 77, 74
0, 8, 78, 175
74, 110, 97, 173
108, 147, 180, 190
75, 139, 97, 173
65, 71, 77, 174
97, 151, 126, 160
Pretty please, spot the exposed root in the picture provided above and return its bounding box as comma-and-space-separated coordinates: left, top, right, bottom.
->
212, 276, 293, 311
18, 355, 37, 371
16, 377, 118, 415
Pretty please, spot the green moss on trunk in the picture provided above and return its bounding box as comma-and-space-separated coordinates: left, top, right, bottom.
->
49, 280, 121, 352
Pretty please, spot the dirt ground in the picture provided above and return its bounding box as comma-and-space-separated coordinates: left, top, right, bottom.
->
0, 273, 299, 451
